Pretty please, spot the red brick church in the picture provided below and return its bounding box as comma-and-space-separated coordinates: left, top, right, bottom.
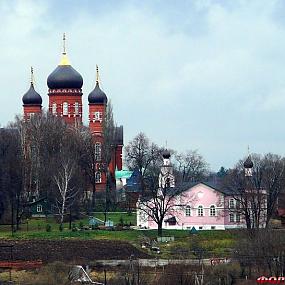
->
21, 34, 123, 192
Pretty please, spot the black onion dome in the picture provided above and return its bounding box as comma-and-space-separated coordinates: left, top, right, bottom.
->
47, 65, 83, 89
162, 149, 171, 159
244, 156, 253, 168
22, 83, 42, 105
88, 82, 108, 104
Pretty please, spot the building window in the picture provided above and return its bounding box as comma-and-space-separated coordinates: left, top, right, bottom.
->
185, 206, 191, 217
37, 205, 42, 213
236, 214, 240, 223
94, 111, 102, 121
95, 142, 101, 161
63, 102, 68, 115
199, 226, 203, 230
210, 205, 216, 216
236, 200, 240, 209
74, 102, 79, 115
52, 103, 57, 115
229, 198, 235, 209
95, 172, 101, 183
165, 177, 170, 188
229, 213, 234, 222
198, 205, 204, 216
211, 226, 216, 230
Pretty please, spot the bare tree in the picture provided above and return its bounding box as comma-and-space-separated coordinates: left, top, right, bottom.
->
234, 229, 285, 278
261, 153, 285, 227
0, 127, 23, 230
174, 150, 209, 183
54, 159, 78, 227
125, 133, 163, 192
222, 153, 285, 230
101, 102, 116, 221
137, 173, 189, 236
125, 133, 162, 177
77, 127, 99, 211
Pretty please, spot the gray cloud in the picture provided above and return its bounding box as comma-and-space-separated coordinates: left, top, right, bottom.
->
0, 0, 284, 170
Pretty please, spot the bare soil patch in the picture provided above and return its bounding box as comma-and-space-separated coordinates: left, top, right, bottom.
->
0, 239, 150, 263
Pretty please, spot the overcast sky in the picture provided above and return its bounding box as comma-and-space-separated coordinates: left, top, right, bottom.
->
0, 0, 284, 171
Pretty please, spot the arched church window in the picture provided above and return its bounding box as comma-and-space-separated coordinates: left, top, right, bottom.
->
165, 177, 170, 188
74, 102, 79, 115
94, 111, 103, 121
198, 205, 204, 216
63, 102, 68, 115
52, 103, 57, 115
95, 142, 101, 161
229, 198, 235, 209
210, 205, 216, 216
185, 205, 191, 216
95, 172, 101, 183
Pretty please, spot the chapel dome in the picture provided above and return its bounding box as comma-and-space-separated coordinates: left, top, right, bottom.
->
162, 149, 171, 159
244, 156, 253, 168
88, 82, 108, 104
22, 83, 42, 105
47, 55, 83, 89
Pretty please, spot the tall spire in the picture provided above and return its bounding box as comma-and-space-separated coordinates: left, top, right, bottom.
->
30, 66, 34, 86
96, 65, 99, 84
59, 33, 70, 66
63, 32, 66, 55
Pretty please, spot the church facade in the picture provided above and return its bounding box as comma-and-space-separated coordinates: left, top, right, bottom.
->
21, 35, 123, 192
137, 152, 267, 230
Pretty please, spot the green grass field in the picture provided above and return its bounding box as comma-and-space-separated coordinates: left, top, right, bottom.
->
0, 213, 237, 258
0, 212, 136, 232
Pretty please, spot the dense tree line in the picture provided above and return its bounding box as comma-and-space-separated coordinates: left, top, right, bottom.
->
0, 108, 116, 228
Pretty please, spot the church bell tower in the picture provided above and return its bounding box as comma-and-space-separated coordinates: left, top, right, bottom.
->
22, 67, 42, 119
47, 34, 83, 125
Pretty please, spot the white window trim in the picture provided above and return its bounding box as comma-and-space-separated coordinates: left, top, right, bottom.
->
63, 102, 68, 116
95, 171, 102, 183
74, 102, 79, 115
229, 198, 235, 209
185, 205, 191, 217
52, 103, 57, 115
94, 111, 103, 122
95, 142, 101, 161
209, 204, 216, 217
37, 204, 42, 213
235, 213, 241, 223
197, 205, 204, 217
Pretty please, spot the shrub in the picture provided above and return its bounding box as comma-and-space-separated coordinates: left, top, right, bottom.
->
119, 216, 124, 226
91, 224, 98, 230
46, 224, 51, 232
72, 223, 77, 232
59, 224, 64, 232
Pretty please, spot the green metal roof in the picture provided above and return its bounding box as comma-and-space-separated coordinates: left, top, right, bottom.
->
115, 169, 133, 179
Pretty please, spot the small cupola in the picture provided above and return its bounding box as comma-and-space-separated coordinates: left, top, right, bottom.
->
244, 148, 253, 177
244, 156, 253, 169
22, 67, 42, 106
162, 149, 171, 159
88, 65, 108, 105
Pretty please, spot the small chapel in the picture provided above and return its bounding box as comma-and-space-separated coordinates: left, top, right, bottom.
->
21, 34, 123, 192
